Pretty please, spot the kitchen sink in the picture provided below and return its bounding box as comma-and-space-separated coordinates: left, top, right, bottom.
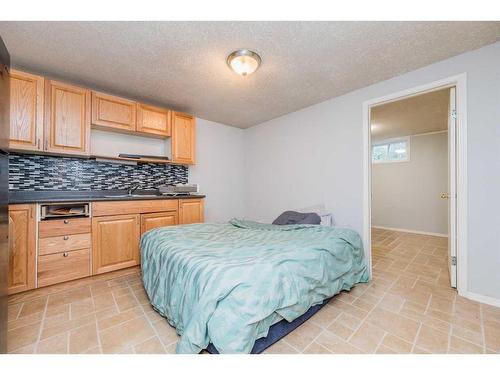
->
103, 194, 159, 198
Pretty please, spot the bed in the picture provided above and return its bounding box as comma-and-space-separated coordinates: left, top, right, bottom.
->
140, 218, 369, 354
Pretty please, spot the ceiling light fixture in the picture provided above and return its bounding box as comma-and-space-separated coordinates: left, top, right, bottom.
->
227, 49, 261, 76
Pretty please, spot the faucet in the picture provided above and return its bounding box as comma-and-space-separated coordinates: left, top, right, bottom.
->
127, 183, 141, 196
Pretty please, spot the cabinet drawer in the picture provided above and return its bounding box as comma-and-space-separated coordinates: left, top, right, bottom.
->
39, 217, 91, 238
39, 233, 91, 256
92, 200, 178, 216
37, 248, 91, 287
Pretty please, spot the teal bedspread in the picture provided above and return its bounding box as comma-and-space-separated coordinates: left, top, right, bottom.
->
140, 219, 369, 354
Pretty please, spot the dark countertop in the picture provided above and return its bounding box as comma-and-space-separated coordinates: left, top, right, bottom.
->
9, 190, 206, 204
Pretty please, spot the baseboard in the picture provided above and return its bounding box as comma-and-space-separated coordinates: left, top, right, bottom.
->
462, 291, 500, 308
371, 225, 448, 238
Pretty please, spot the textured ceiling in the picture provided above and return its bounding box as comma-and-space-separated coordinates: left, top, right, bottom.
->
371, 88, 450, 142
0, 22, 498, 128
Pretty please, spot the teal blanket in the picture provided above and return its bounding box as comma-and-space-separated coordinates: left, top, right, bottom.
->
140, 219, 369, 354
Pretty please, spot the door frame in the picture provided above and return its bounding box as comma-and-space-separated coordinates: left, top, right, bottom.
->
362, 73, 468, 296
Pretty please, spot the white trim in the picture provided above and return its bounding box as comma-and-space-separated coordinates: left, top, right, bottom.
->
363, 73, 468, 297
463, 291, 500, 308
372, 225, 448, 238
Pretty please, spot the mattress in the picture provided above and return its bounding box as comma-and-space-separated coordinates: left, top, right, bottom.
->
141, 219, 369, 354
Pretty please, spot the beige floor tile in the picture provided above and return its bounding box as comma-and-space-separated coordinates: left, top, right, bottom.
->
381, 334, 413, 353
329, 299, 369, 320
8, 303, 23, 321
327, 320, 354, 340
69, 323, 99, 354
452, 325, 484, 347
367, 307, 420, 342
449, 336, 483, 354
134, 336, 166, 354
483, 320, 500, 352
7, 311, 44, 331
153, 319, 180, 346
308, 305, 342, 327
18, 297, 47, 318
97, 306, 143, 331
9, 343, 36, 354
303, 341, 332, 354
100, 316, 155, 354
315, 330, 364, 353
40, 313, 96, 340
48, 286, 92, 308
415, 325, 449, 353
7, 321, 41, 352
92, 292, 117, 311
348, 322, 385, 353
282, 321, 322, 351
263, 339, 298, 354
115, 293, 140, 312
379, 294, 405, 312
376, 345, 398, 354
71, 298, 96, 319
165, 341, 178, 354
37, 333, 68, 354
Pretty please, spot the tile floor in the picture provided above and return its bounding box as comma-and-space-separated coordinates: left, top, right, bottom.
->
7, 228, 500, 354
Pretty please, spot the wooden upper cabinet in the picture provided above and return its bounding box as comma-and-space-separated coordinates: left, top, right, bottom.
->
179, 199, 204, 225
8, 204, 36, 295
9, 70, 44, 151
141, 211, 178, 235
91, 91, 136, 132
92, 214, 140, 275
136, 103, 170, 137
44, 79, 91, 156
171, 111, 196, 165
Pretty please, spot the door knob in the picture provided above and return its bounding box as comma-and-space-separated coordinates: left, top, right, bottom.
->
440, 193, 450, 199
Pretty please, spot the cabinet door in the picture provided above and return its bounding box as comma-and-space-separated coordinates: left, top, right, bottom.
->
8, 204, 36, 295
92, 214, 140, 274
171, 112, 195, 164
136, 103, 170, 137
44, 79, 90, 155
179, 199, 204, 225
91, 91, 136, 132
9, 70, 44, 151
141, 211, 178, 235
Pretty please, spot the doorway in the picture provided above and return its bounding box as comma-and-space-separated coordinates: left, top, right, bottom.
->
362, 74, 468, 295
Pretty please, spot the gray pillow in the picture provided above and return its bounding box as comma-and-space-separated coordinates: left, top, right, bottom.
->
272, 211, 321, 225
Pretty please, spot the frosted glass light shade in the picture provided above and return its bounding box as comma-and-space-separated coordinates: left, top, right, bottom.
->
227, 49, 261, 76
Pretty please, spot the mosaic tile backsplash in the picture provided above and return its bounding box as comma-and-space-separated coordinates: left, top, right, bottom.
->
9, 153, 188, 191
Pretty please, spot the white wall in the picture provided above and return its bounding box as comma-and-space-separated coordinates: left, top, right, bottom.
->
92, 118, 245, 223
372, 133, 448, 235
244, 42, 500, 300
189, 119, 245, 222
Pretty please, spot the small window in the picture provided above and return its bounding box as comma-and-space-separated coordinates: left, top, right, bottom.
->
372, 138, 410, 163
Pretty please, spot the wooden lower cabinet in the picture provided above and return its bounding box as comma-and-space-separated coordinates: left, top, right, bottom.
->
92, 214, 141, 274
141, 211, 177, 234
37, 248, 91, 288
179, 199, 204, 224
8, 204, 36, 295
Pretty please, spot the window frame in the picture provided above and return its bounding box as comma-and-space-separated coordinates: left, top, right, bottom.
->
371, 136, 411, 164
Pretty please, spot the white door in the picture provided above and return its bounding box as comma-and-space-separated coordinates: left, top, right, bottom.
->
447, 87, 457, 288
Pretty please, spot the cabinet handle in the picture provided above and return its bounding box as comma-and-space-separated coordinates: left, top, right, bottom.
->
62, 252, 69, 257
44, 140, 48, 150
37, 139, 41, 150
63, 236, 69, 240
64, 220, 69, 224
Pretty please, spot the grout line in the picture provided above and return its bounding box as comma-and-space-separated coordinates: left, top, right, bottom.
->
33, 296, 50, 354
89, 283, 103, 354
479, 303, 487, 354
128, 279, 172, 353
